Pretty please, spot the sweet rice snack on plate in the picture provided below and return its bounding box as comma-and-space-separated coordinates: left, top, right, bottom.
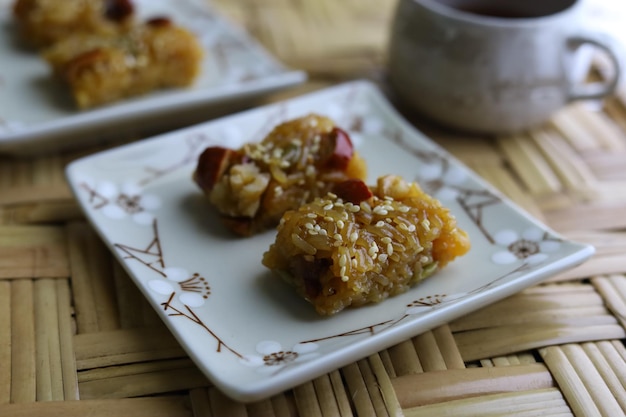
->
193, 114, 368, 236
43, 17, 203, 108
13, 0, 134, 48
262, 175, 471, 315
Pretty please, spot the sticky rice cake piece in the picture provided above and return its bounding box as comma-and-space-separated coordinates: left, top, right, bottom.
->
262, 175, 471, 316
193, 114, 368, 236
13, 0, 134, 48
43, 17, 203, 108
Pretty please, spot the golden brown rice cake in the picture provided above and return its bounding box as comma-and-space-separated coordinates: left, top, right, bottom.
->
262, 175, 471, 315
43, 17, 203, 108
13, 0, 134, 48
193, 114, 368, 236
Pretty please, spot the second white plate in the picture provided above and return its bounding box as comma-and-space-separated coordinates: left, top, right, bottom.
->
0, 0, 305, 154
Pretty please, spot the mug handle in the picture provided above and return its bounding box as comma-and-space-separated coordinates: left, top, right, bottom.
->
566, 33, 622, 101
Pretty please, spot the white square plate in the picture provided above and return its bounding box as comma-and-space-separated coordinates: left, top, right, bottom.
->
0, 0, 305, 154
66, 80, 594, 402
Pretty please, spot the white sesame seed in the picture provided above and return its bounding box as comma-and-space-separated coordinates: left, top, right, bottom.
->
387, 243, 394, 255
349, 232, 358, 242
307, 213, 318, 218
341, 275, 349, 282
327, 192, 338, 199
305, 223, 314, 229
368, 245, 379, 256
408, 224, 416, 232
399, 223, 409, 231
324, 216, 334, 222
339, 255, 347, 267
421, 219, 431, 231
348, 204, 360, 213
323, 203, 334, 211
337, 220, 345, 229
378, 254, 388, 262
351, 258, 357, 267
399, 206, 410, 213
382, 237, 392, 244
333, 233, 343, 241
340, 266, 347, 277
420, 256, 429, 263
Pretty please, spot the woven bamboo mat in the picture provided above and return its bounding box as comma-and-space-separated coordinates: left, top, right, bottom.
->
2, 0, 626, 416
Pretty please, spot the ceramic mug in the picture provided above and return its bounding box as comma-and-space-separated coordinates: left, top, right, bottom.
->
387, 0, 622, 134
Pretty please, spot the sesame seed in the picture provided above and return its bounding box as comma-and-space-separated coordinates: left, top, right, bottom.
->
381, 237, 392, 244
351, 258, 357, 267
340, 266, 347, 278
408, 224, 416, 232
305, 223, 314, 229
323, 203, 334, 211
348, 204, 360, 213
307, 213, 318, 218
387, 243, 394, 255
421, 219, 431, 231
305, 165, 316, 177
399, 223, 409, 231
341, 275, 349, 282
333, 233, 343, 241
337, 220, 345, 229
339, 255, 347, 266
375, 220, 385, 227
368, 245, 379, 256
420, 256, 429, 263
399, 206, 410, 213
349, 232, 358, 242
327, 192, 338, 199
378, 254, 388, 262
324, 216, 334, 221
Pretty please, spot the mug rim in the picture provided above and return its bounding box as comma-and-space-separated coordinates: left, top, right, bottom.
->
414, 0, 581, 27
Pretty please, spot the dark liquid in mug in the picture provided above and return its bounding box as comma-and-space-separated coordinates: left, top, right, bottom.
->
448, 0, 574, 19
455, 6, 544, 18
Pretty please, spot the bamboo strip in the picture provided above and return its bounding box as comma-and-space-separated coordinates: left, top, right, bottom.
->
78, 362, 209, 399
189, 388, 213, 417
55, 279, 79, 401
271, 393, 298, 417
496, 135, 562, 196
548, 253, 626, 282
592, 275, 626, 328
597, 341, 626, 393
34, 279, 64, 401
368, 353, 403, 417
0, 396, 193, 417
581, 152, 626, 181
563, 230, 626, 256
543, 202, 626, 232
581, 342, 626, 412
387, 340, 423, 377
0, 184, 73, 206
327, 369, 353, 417
311, 374, 342, 417
455, 324, 626, 362
77, 358, 198, 382
0, 201, 83, 225
342, 361, 375, 417
66, 222, 120, 333
0, 226, 69, 279
550, 108, 603, 152
112, 261, 150, 329
560, 344, 623, 417
73, 328, 186, 370
0, 281, 10, 404
568, 102, 626, 151
392, 364, 554, 408
413, 331, 447, 372
246, 397, 277, 417
357, 357, 388, 417
292, 381, 322, 417
529, 129, 599, 197
10, 279, 36, 403
432, 325, 465, 370
378, 349, 396, 379
207, 388, 248, 417
403, 388, 571, 417
540, 346, 604, 416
